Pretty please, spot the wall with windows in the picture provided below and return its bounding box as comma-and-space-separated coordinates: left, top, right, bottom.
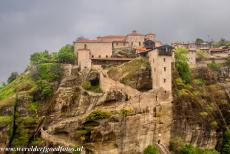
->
112, 42, 129, 49
77, 49, 91, 70
148, 49, 172, 93
75, 42, 113, 59
126, 35, 145, 48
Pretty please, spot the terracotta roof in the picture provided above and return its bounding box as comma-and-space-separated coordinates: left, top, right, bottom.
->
127, 30, 144, 36
97, 35, 126, 42
209, 48, 227, 52
75, 40, 112, 43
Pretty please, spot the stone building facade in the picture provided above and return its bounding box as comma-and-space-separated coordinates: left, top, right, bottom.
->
74, 31, 173, 93
148, 46, 173, 92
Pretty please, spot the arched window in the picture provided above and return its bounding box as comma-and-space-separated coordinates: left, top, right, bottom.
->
139, 42, 141, 46
84, 44, 87, 49
164, 79, 166, 83
164, 67, 166, 71
106, 55, 108, 58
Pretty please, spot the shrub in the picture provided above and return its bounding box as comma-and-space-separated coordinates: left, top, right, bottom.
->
192, 79, 204, 86
175, 48, 191, 83
222, 129, 230, 154
0, 116, 12, 126
120, 109, 132, 117
37, 80, 53, 99
81, 81, 102, 93
58, 44, 75, 64
179, 144, 219, 154
85, 110, 111, 122
207, 62, 220, 71
144, 145, 159, 154
30, 50, 50, 64
210, 121, 218, 128
7, 72, 19, 83
37, 63, 63, 82
169, 137, 184, 153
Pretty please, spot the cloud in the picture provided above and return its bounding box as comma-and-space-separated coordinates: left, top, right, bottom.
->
0, 0, 230, 81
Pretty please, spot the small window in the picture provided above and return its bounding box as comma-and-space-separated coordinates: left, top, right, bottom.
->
153, 58, 154, 63
164, 67, 166, 71
106, 55, 108, 58
99, 55, 101, 58
139, 42, 141, 46
84, 44, 87, 49
164, 79, 166, 83
91, 55, 94, 58
163, 58, 166, 62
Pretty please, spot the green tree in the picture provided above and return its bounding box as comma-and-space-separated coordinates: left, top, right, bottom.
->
222, 129, 230, 154
144, 145, 159, 154
180, 144, 196, 154
207, 61, 220, 71
195, 38, 204, 44
0, 82, 6, 89
175, 48, 191, 83
58, 44, 75, 64
225, 56, 230, 68
30, 50, 50, 64
7, 72, 19, 83
36, 80, 53, 99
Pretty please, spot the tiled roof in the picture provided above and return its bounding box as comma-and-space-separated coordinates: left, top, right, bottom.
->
97, 35, 126, 42
75, 40, 112, 43
127, 30, 144, 36
209, 48, 227, 52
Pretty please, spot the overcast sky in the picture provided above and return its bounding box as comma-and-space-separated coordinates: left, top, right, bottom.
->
0, 0, 230, 82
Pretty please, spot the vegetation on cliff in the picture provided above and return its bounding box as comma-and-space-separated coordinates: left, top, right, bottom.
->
144, 145, 159, 154
172, 48, 230, 153
108, 57, 152, 91
0, 44, 74, 148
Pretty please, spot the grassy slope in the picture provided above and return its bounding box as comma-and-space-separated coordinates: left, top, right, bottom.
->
0, 75, 37, 108
108, 57, 150, 81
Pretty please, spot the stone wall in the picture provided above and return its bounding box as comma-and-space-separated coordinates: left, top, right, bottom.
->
148, 49, 172, 93
75, 42, 113, 59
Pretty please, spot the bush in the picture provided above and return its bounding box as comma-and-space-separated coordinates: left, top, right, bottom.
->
222, 129, 230, 154
81, 81, 102, 93
0, 116, 12, 126
169, 137, 184, 153
58, 44, 75, 64
175, 48, 191, 83
36, 80, 53, 99
192, 79, 204, 86
30, 50, 50, 64
85, 110, 111, 122
208, 62, 221, 71
37, 63, 63, 82
179, 144, 219, 154
7, 72, 19, 83
144, 145, 159, 154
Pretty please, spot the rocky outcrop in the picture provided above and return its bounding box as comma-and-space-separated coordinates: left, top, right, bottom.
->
107, 57, 152, 91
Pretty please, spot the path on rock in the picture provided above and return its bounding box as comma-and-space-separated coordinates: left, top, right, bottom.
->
99, 69, 140, 98
41, 128, 78, 147
155, 143, 171, 154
